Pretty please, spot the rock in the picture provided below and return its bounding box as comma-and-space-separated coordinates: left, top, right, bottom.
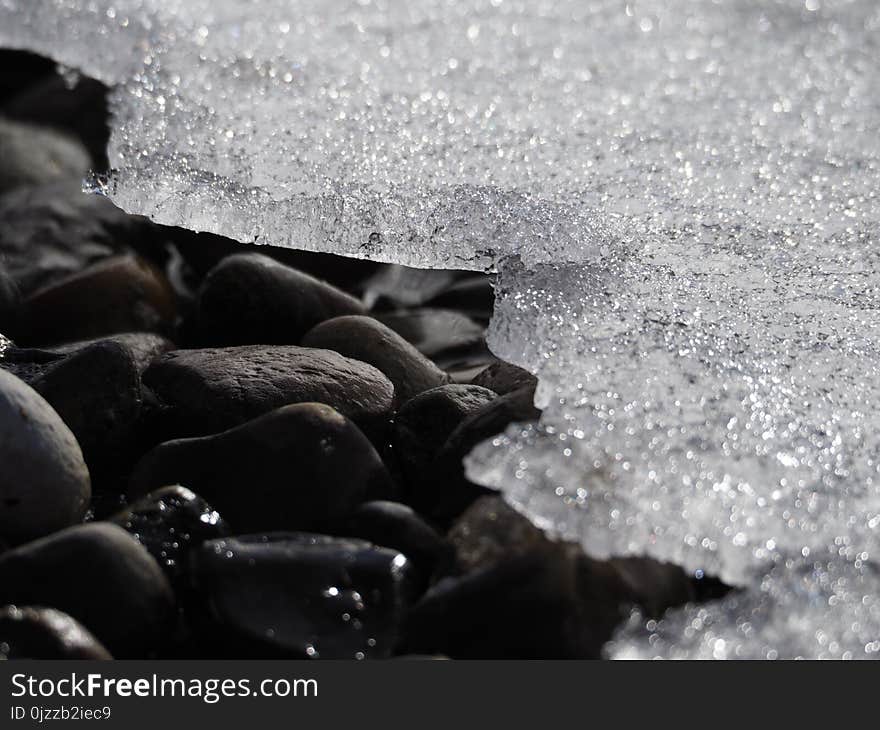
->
471, 360, 538, 396
45, 332, 174, 375
446, 496, 547, 575
0, 605, 112, 660
112, 486, 230, 588
413, 386, 540, 523
130, 404, 393, 533
18, 254, 177, 345
3, 72, 110, 169
0, 369, 90, 545
302, 315, 450, 405
0, 181, 165, 296
188, 533, 415, 658
143, 345, 394, 440
392, 384, 496, 494
0, 118, 90, 194
0, 523, 175, 657
341, 501, 452, 579
608, 557, 696, 619
401, 540, 665, 659
375, 308, 491, 369
196, 253, 364, 345
1, 339, 143, 487
425, 276, 495, 323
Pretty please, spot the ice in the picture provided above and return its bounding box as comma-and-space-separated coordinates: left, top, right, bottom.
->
3, 0, 880, 658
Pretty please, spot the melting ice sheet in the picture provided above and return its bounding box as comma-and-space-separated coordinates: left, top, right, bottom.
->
3, 0, 880, 658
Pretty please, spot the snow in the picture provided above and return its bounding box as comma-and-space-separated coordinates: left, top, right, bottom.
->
3, 0, 880, 658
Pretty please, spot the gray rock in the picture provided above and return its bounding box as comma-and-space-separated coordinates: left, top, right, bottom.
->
471, 360, 538, 396
197, 253, 364, 345
0, 369, 90, 545
302, 315, 451, 405
0, 605, 112, 660
143, 344, 394, 440
392, 384, 496, 492
188, 533, 415, 658
0, 522, 175, 657
0, 181, 163, 296
130, 403, 393, 533
18, 254, 177, 345
0, 118, 90, 194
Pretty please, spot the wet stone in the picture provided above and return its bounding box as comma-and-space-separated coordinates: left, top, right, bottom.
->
111, 486, 230, 589
0, 523, 175, 657
302, 315, 451, 406
196, 252, 365, 345
0, 117, 90, 194
130, 403, 393, 533
0, 369, 90, 545
392, 384, 497, 497
187, 533, 415, 659
143, 345, 394, 441
18, 254, 177, 346
0, 605, 112, 660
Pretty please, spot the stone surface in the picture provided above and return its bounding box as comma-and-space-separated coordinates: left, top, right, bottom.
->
0, 368, 90, 545
0, 522, 175, 657
197, 252, 364, 345
18, 254, 177, 345
470, 360, 537, 397
130, 403, 393, 533
143, 344, 394, 440
0, 605, 112, 660
0, 117, 90, 194
392, 384, 497, 497
1, 339, 143, 487
112, 485, 229, 588
302, 315, 450, 406
188, 533, 415, 658
376, 307, 489, 369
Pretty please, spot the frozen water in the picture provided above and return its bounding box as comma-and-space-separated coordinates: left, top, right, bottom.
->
3, 0, 880, 658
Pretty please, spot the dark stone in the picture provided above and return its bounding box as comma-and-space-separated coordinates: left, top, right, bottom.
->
143, 345, 394, 441
471, 360, 538, 396
3, 72, 110, 169
0, 605, 112, 660
0, 182, 165, 297
18, 254, 177, 345
375, 308, 491, 369
425, 276, 495, 323
341, 501, 452, 579
446, 496, 547, 575
412, 387, 540, 523
46, 332, 174, 374
187, 533, 415, 658
130, 404, 393, 533
392, 384, 496, 495
196, 253, 365, 345
608, 556, 696, 619
0, 369, 90, 545
2, 339, 144, 488
302, 315, 450, 405
0, 118, 89, 194
112, 486, 230, 589
0, 523, 175, 657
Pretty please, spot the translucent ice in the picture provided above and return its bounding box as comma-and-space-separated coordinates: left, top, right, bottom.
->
3, 0, 880, 658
